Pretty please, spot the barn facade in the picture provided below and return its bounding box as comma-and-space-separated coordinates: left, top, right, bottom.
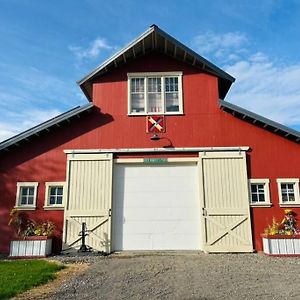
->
1, 25, 300, 254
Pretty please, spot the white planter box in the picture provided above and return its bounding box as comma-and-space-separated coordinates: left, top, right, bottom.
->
9, 237, 52, 258
261, 234, 300, 256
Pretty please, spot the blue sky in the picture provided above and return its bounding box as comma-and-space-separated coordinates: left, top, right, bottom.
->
1, 0, 300, 141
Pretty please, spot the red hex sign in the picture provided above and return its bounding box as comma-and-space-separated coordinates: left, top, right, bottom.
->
146, 116, 165, 133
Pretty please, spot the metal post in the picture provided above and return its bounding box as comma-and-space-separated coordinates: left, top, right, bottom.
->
79, 222, 89, 252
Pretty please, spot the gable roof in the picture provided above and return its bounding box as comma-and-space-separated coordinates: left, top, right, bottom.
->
219, 100, 300, 143
0, 103, 94, 152
78, 24, 235, 102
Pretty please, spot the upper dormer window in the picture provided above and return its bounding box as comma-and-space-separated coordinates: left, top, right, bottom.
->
128, 72, 183, 115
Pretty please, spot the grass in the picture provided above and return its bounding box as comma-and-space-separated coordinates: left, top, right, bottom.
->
0, 259, 64, 299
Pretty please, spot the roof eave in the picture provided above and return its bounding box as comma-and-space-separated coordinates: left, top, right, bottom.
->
0, 103, 95, 152
219, 99, 300, 143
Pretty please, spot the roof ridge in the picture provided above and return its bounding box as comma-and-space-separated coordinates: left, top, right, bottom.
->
77, 25, 235, 101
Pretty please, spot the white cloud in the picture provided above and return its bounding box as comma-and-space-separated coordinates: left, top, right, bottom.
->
69, 37, 112, 60
192, 31, 248, 61
191, 30, 300, 129
0, 123, 17, 142
0, 64, 84, 142
0, 108, 61, 142
225, 54, 300, 127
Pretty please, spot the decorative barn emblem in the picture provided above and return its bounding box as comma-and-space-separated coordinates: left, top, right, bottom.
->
146, 116, 165, 133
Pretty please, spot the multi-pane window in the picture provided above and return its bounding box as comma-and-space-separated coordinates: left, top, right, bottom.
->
20, 187, 35, 205
250, 184, 265, 203
128, 72, 182, 115
148, 77, 162, 112
277, 179, 300, 206
16, 182, 38, 209
165, 77, 179, 112
249, 179, 271, 206
44, 182, 65, 209
130, 78, 145, 113
281, 183, 295, 202
49, 186, 63, 205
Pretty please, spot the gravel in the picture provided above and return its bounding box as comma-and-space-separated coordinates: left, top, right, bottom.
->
44, 252, 300, 299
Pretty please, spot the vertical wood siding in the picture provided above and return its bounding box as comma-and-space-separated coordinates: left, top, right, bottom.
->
200, 151, 253, 252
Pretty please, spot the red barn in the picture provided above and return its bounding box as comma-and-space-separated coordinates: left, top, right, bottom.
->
1, 25, 300, 254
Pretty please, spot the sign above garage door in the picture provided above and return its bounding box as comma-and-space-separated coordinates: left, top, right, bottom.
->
143, 158, 168, 164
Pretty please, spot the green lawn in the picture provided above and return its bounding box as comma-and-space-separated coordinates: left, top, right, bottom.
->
0, 260, 64, 299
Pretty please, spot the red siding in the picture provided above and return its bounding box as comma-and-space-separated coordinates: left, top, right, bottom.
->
1, 52, 300, 254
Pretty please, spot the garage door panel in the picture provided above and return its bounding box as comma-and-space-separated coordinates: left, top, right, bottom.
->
121, 208, 200, 221
153, 234, 200, 250
115, 165, 194, 178
116, 233, 201, 251
113, 193, 198, 207
119, 234, 153, 250
119, 220, 200, 234
113, 163, 201, 250
116, 181, 194, 193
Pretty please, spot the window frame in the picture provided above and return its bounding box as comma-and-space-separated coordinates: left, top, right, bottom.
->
248, 179, 271, 207
276, 178, 300, 207
15, 182, 39, 210
127, 72, 183, 115
44, 182, 65, 210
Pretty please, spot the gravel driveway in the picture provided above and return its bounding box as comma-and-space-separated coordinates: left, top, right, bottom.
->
45, 252, 300, 300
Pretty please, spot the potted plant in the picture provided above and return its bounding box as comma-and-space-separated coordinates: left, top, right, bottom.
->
8, 208, 55, 258
261, 209, 300, 256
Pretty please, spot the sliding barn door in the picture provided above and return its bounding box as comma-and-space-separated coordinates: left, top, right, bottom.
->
63, 153, 113, 253
199, 151, 253, 253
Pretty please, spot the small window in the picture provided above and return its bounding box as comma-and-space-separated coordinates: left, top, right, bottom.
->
128, 72, 183, 115
249, 179, 271, 207
15, 182, 38, 209
130, 78, 145, 113
277, 179, 300, 206
44, 182, 65, 209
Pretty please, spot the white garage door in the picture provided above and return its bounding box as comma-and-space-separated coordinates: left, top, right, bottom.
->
112, 163, 201, 250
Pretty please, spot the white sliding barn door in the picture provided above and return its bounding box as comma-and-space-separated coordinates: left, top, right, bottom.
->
199, 151, 253, 253
63, 153, 113, 253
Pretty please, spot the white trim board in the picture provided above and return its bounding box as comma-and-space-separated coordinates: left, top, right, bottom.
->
64, 146, 250, 154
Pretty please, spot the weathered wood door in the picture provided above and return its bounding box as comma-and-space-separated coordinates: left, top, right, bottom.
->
63, 153, 113, 253
199, 151, 253, 252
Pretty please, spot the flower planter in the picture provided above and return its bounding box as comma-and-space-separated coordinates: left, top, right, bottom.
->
9, 236, 52, 258
261, 234, 300, 256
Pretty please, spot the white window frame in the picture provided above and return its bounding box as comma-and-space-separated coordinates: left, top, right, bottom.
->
128, 72, 183, 115
248, 179, 271, 207
15, 182, 38, 210
44, 182, 65, 210
276, 178, 300, 207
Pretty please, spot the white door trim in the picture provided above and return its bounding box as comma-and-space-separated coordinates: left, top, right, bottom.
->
64, 146, 249, 154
